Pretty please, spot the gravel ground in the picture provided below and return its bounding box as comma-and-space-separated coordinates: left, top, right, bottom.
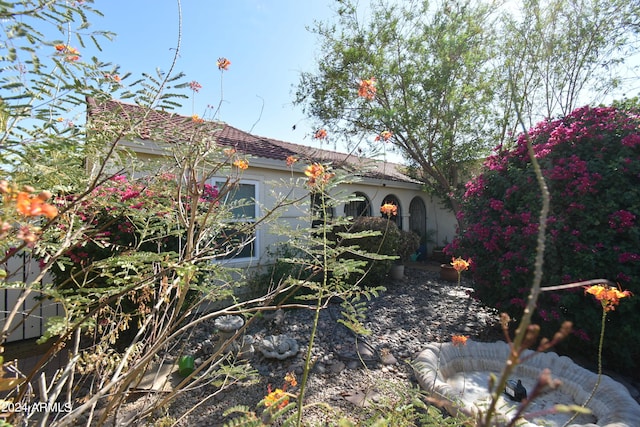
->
117, 266, 639, 426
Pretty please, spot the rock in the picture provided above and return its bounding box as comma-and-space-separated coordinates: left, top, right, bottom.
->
380, 350, 397, 365
329, 361, 345, 374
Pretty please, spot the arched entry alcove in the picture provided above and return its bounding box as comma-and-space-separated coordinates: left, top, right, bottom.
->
381, 194, 402, 230
344, 192, 371, 218
409, 197, 427, 240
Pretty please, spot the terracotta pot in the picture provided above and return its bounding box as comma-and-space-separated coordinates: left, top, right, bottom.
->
439, 264, 458, 282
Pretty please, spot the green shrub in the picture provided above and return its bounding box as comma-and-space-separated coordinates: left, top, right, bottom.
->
451, 105, 640, 376
337, 216, 400, 286
397, 230, 420, 263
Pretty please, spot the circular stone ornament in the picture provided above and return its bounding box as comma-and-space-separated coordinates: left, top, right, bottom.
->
412, 340, 640, 427
259, 335, 299, 360
214, 315, 244, 333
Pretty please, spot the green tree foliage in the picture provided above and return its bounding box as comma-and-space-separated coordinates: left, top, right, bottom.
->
297, 0, 640, 219
295, 0, 498, 214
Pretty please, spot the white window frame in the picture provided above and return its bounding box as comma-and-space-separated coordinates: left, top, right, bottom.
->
211, 178, 261, 263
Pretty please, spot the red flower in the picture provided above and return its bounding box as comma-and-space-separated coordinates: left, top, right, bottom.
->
189, 81, 202, 92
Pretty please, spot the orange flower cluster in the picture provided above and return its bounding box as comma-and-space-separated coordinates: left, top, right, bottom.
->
233, 159, 249, 170
54, 44, 80, 61
585, 284, 632, 312
286, 155, 298, 167
358, 77, 377, 100
452, 335, 468, 346
264, 371, 297, 410
104, 73, 121, 83
375, 130, 393, 142
304, 163, 334, 188
217, 57, 231, 70
223, 147, 237, 157
314, 129, 327, 140
264, 386, 288, 409
2, 181, 58, 220
191, 114, 204, 123
380, 203, 397, 217
451, 257, 471, 273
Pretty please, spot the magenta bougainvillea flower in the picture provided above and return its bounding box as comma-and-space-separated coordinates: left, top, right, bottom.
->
452, 105, 640, 373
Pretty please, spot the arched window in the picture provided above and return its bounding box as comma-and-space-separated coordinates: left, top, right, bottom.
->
409, 197, 427, 240
381, 194, 402, 229
344, 192, 371, 218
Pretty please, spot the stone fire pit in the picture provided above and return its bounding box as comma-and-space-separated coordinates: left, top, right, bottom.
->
413, 340, 640, 427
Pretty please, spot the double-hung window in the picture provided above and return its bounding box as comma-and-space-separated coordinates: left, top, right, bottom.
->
214, 179, 259, 261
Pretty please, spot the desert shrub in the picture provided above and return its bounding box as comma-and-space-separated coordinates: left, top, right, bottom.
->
337, 216, 400, 286
397, 229, 420, 263
451, 105, 640, 375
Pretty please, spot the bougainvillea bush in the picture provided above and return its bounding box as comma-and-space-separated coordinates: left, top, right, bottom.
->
450, 105, 640, 375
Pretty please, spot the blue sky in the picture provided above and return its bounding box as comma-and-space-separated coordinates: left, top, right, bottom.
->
90, 0, 338, 150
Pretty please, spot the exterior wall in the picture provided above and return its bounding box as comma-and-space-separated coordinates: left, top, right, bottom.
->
100, 139, 459, 264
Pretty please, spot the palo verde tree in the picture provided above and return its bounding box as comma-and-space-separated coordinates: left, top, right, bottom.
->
295, 0, 499, 217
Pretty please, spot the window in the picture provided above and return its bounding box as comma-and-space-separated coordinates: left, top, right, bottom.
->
344, 192, 371, 218
214, 179, 259, 260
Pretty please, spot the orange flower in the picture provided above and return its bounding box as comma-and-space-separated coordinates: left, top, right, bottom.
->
375, 130, 393, 142
380, 203, 397, 217
217, 57, 231, 70
264, 385, 289, 409
585, 284, 632, 312
284, 371, 297, 388
305, 163, 325, 180
223, 147, 236, 157
358, 77, 377, 100
55, 45, 80, 61
304, 163, 333, 188
314, 129, 327, 140
451, 257, 471, 273
286, 155, 298, 167
233, 159, 249, 170
452, 335, 468, 346
16, 191, 58, 219
191, 114, 204, 123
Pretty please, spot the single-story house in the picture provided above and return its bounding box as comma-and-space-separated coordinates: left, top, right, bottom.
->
1, 99, 458, 342
86, 97, 457, 268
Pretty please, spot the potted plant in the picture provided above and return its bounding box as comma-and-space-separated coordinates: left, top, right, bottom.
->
390, 230, 420, 280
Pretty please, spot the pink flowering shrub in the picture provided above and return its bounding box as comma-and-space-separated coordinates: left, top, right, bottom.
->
451, 105, 640, 375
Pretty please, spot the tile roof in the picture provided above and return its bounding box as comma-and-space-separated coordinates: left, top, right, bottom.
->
86, 97, 419, 184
